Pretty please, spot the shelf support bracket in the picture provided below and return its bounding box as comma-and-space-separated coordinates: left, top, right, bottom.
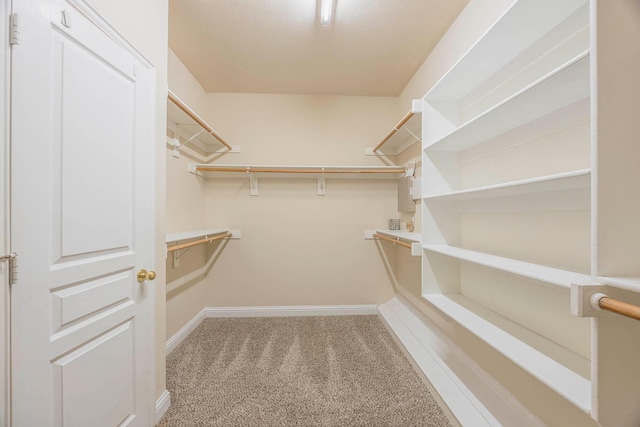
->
402, 126, 422, 144
248, 171, 259, 196
317, 169, 326, 196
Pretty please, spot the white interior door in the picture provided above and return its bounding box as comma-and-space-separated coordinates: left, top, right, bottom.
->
10, 0, 156, 426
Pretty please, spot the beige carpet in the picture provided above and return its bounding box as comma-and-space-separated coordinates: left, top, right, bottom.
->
157, 315, 453, 427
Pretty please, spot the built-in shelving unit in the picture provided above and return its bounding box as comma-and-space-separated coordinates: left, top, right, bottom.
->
189, 164, 407, 195
423, 245, 590, 289
419, 0, 594, 423
422, 294, 591, 412
167, 90, 241, 158
366, 100, 422, 156
424, 52, 589, 153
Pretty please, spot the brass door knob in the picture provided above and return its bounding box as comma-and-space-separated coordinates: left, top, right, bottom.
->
137, 269, 157, 283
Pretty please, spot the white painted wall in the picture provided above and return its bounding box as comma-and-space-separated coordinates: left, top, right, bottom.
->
165, 51, 210, 339
82, 0, 168, 401
165, 50, 404, 336
591, 0, 640, 424
198, 93, 399, 308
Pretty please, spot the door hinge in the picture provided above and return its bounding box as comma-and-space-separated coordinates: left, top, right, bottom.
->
1, 253, 18, 285
9, 13, 20, 46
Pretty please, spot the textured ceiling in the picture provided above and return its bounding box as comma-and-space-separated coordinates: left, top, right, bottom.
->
169, 0, 469, 96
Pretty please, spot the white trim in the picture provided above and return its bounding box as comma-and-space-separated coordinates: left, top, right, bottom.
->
166, 308, 207, 355
155, 389, 171, 424
66, 0, 153, 69
166, 304, 378, 355
204, 304, 378, 318
1, 0, 10, 424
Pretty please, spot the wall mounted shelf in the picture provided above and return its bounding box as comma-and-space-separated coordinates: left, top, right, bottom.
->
366, 100, 422, 156
167, 90, 241, 158
423, 245, 591, 289
365, 230, 421, 256
166, 229, 240, 249
166, 229, 241, 268
189, 164, 407, 196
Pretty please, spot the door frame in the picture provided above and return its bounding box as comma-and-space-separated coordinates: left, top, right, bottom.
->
1, 0, 10, 425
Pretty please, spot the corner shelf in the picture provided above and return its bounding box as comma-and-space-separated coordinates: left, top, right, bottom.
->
423, 245, 591, 289
423, 294, 591, 413
424, 51, 590, 152
365, 230, 422, 256
189, 164, 407, 196
374, 230, 421, 244
167, 90, 240, 156
366, 100, 422, 156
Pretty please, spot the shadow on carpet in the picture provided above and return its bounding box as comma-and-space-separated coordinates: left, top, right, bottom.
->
157, 315, 453, 427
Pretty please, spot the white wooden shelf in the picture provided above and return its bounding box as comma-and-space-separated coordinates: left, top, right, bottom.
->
365, 230, 422, 256
424, 51, 590, 152
423, 245, 591, 289
423, 169, 591, 205
597, 277, 640, 293
166, 229, 233, 243
166, 229, 240, 264
189, 164, 407, 196
375, 230, 421, 243
425, 0, 588, 104
167, 90, 240, 155
423, 294, 591, 413
366, 100, 422, 156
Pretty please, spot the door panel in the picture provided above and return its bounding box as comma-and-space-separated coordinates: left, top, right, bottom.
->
52, 18, 135, 258
51, 270, 133, 330
10, 1, 155, 425
52, 321, 135, 427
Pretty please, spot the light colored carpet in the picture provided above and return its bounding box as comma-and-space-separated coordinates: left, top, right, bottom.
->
157, 315, 453, 427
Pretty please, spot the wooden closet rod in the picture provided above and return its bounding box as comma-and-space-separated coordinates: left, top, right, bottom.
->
167, 232, 232, 253
373, 110, 415, 152
167, 91, 233, 150
196, 166, 406, 174
596, 295, 640, 322
373, 233, 412, 249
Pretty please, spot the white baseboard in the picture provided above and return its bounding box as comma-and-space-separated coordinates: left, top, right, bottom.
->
204, 304, 378, 318
166, 304, 378, 355
165, 308, 207, 355
155, 389, 171, 424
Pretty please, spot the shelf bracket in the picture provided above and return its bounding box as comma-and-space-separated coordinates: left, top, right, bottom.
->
248, 171, 259, 196
404, 161, 416, 177
317, 169, 326, 196
175, 125, 206, 150
401, 126, 422, 144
